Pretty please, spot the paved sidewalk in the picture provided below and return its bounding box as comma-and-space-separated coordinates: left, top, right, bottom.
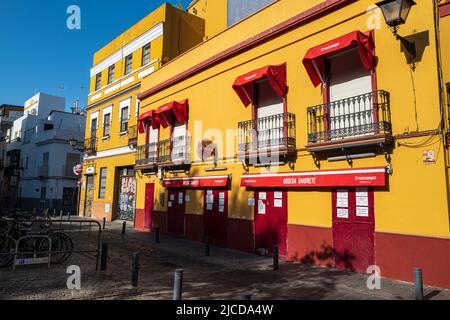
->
0, 221, 449, 300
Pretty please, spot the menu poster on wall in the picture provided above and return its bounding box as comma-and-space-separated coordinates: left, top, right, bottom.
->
337, 190, 348, 199
219, 205, 225, 213
219, 198, 225, 206
356, 188, 368, 197
356, 206, 369, 217
258, 201, 266, 214
185, 195, 191, 202
259, 192, 267, 200
248, 198, 255, 206
274, 199, 283, 208
170, 194, 175, 201
207, 204, 213, 211
219, 193, 225, 199
207, 190, 213, 195
168, 201, 173, 208
337, 208, 349, 219
274, 192, 283, 199
356, 197, 369, 207
178, 193, 184, 204
206, 195, 214, 204
336, 198, 349, 208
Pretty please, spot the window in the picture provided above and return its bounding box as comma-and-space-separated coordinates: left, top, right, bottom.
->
103, 113, 111, 137
98, 168, 107, 199
91, 118, 98, 137
120, 107, 129, 132
40, 187, 47, 200
44, 123, 54, 131
63, 188, 78, 206
172, 121, 188, 162
95, 73, 102, 91
227, 0, 274, 27
125, 54, 133, 75
141, 43, 151, 66
108, 64, 115, 84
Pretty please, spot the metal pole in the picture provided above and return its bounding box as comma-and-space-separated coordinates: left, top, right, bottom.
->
155, 227, 160, 244
205, 237, 210, 257
415, 268, 424, 300
122, 221, 127, 235
173, 269, 183, 300
102, 217, 106, 230
131, 252, 139, 287
273, 246, 279, 271
240, 294, 252, 300
100, 243, 108, 271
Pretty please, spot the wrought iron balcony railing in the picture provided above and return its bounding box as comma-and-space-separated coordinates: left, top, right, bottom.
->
84, 137, 98, 154
307, 90, 392, 144
158, 135, 191, 165
128, 125, 138, 146
238, 112, 296, 153
135, 142, 158, 166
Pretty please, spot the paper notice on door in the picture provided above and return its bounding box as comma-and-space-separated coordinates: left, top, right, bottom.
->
258, 201, 266, 214
248, 198, 255, 206
336, 198, 349, 208
207, 190, 213, 195
178, 193, 184, 204
337, 208, 349, 218
185, 195, 190, 202
219, 198, 225, 206
259, 192, 267, 200
170, 195, 175, 201
207, 204, 213, 211
219, 205, 225, 213
337, 190, 348, 199
274, 199, 283, 208
356, 188, 368, 197
356, 197, 369, 207
356, 206, 369, 217
168, 201, 173, 208
219, 192, 225, 199
274, 192, 283, 199
206, 195, 214, 204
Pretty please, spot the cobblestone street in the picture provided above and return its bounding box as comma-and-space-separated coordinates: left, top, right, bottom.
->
1, 221, 449, 300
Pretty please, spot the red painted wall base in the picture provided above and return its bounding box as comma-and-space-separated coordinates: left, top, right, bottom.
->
227, 218, 254, 253
185, 214, 204, 242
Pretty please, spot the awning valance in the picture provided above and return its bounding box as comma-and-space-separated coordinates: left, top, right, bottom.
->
241, 167, 386, 188
138, 110, 158, 133
232, 64, 287, 107
163, 175, 230, 188
302, 31, 375, 87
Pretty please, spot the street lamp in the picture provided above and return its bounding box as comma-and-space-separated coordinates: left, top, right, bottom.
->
376, 0, 417, 58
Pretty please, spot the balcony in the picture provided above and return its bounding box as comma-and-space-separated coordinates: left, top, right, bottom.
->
128, 125, 138, 147
135, 143, 158, 170
84, 137, 98, 155
238, 112, 296, 164
306, 90, 393, 153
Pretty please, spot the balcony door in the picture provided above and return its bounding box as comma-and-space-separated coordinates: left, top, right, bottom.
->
146, 125, 159, 163
328, 48, 373, 140
172, 122, 187, 163
255, 79, 284, 150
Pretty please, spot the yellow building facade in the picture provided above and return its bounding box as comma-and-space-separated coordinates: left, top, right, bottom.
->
132, 0, 450, 289
79, 3, 205, 228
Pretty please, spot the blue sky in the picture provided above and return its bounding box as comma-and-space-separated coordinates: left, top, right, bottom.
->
0, 0, 191, 110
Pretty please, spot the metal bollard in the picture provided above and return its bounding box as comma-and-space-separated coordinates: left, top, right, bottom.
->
273, 246, 279, 271
100, 243, 108, 271
205, 237, 210, 257
240, 294, 252, 300
102, 217, 106, 230
122, 221, 127, 235
59, 210, 63, 220
155, 227, 160, 244
68, 212, 71, 220
173, 269, 184, 300
53, 209, 56, 217
131, 252, 140, 287
415, 268, 424, 300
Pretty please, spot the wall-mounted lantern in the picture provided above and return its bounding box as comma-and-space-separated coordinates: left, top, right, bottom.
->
376, 0, 417, 58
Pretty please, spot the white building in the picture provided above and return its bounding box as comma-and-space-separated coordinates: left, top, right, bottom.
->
4, 93, 86, 214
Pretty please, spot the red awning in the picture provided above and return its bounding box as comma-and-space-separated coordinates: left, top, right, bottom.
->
302, 31, 375, 87
138, 110, 159, 133
154, 100, 189, 129
163, 175, 230, 188
232, 64, 286, 107
241, 167, 386, 188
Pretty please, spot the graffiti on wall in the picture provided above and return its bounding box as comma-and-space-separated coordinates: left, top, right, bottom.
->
118, 176, 136, 221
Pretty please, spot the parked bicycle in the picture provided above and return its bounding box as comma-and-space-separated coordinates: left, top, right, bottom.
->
0, 212, 73, 268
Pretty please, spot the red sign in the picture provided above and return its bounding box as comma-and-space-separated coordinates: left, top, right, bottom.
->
241, 168, 386, 188
163, 175, 230, 188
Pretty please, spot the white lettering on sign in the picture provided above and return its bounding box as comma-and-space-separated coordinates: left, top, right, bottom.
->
282, 177, 317, 185
355, 176, 377, 182
321, 42, 340, 52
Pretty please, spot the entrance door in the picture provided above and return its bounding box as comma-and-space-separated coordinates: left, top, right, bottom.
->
332, 187, 375, 273
117, 169, 136, 222
254, 190, 288, 257
144, 183, 155, 229
84, 176, 94, 218
204, 189, 228, 247
167, 189, 185, 237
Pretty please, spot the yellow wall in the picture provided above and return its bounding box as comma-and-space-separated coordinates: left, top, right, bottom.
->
137, 0, 450, 238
